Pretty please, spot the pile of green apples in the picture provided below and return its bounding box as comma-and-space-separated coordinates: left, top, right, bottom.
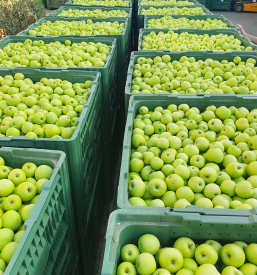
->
140, 7, 206, 15
140, 0, 195, 5
0, 73, 92, 139
27, 20, 125, 36
71, 0, 130, 6
0, 39, 111, 68
57, 8, 129, 17
141, 31, 254, 51
146, 16, 231, 29
0, 156, 53, 274
117, 234, 257, 275
131, 55, 257, 95
129, 101, 257, 210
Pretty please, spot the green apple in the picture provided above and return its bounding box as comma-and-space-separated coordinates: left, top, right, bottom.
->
247, 161, 257, 176
8, 169, 26, 186
212, 195, 229, 209
222, 266, 243, 275
203, 184, 221, 200
129, 179, 146, 197
148, 178, 167, 197
176, 186, 194, 203
149, 199, 165, 207
136, 253, 156, 275
0, 228, 14, 251
166, 174, 184, 191
159, 248, 183, 273
246, 243, 257, 265
173, 237, 195, 259
16, 182, 36, 201
21, 204, 35, 222
138, 234, 160, 255
174, 199, 191, 208
13, 230, 25, 243
200, 167, 217, 184
129, 197, 147, 206
34, 165, 53, 180
225, 162, 244, 178
22, 162, 37, 178
195, 264, 220, 275
188, 177, 205, 193
205, 240, 222, 256
1, 210, 22, 231
161, 191, 177, 208
130, 159, 144, 173
195, 198, 213, 208
0, 180, 14, 197
182, 258, 198, 272
3, 195, 22, 211
233, 241, 248, 252
152, 268, 171, 275
195, 244, 218, 265
1, 242, 19, 264
221, 244, 245, 267
235, 181, 253, 198
220, 180, 236, 196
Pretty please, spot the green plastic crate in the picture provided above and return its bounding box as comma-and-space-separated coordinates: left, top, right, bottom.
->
65, 0, 132, 7
124, 51, 257, 115
101, 209, 257, 275
135, 5, 212, 48
138, 0, 200, 6
18, 17, 132, 95
0, 147, 79, 275
211, 0, 232, 11
197, 0, 206, 5
46, 0, 68, 9
205, 0, 212, 9
144, 14, 238, 29
118, 93, 257, 216
138, 28, 257, 51
0, 68, 102, 274
0, 35, 118, 144
47, 6, 133, 30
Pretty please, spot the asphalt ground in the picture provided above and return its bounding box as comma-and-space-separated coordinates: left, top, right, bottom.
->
212, 10, 257, 37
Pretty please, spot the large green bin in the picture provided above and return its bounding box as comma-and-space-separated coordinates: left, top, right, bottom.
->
65, 0, 132, 7
0, 35, 117, 144
144, 14, 237, 29
118, 94, 257, 217
18, 17, 132, 95
211, 0, 232, 11
46, 6, 133, 28
124, 51, 257, 114
0, 68, 102, 274
135, 5, 212, 49
101, 209, 257, 275
138, 28, 257, 51
0, 147, 79, 275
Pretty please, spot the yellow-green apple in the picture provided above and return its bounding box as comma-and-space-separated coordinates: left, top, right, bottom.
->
159, 248, 183, 273
21, 204, 35, 222
1, 210, 22, 231
235, 181, 253, 198
173, 237, 195, 258
129, 179, 146, 197
16, 182, 36, 201
136, 253, 156, 274
22, 162, 37, 178
3, 195, 21, 211
161, 191, 177, 207
195, 244, 218, 265
200, 167, 217, 183
0, 242, 18, 264
0, 228, 14, 251
129, 197, 147, 206
221, 244, 245, 267
195, 264, 220, 275
0, 180, 14, 197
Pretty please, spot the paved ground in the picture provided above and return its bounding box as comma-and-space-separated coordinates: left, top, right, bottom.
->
212, 10, 257, 36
